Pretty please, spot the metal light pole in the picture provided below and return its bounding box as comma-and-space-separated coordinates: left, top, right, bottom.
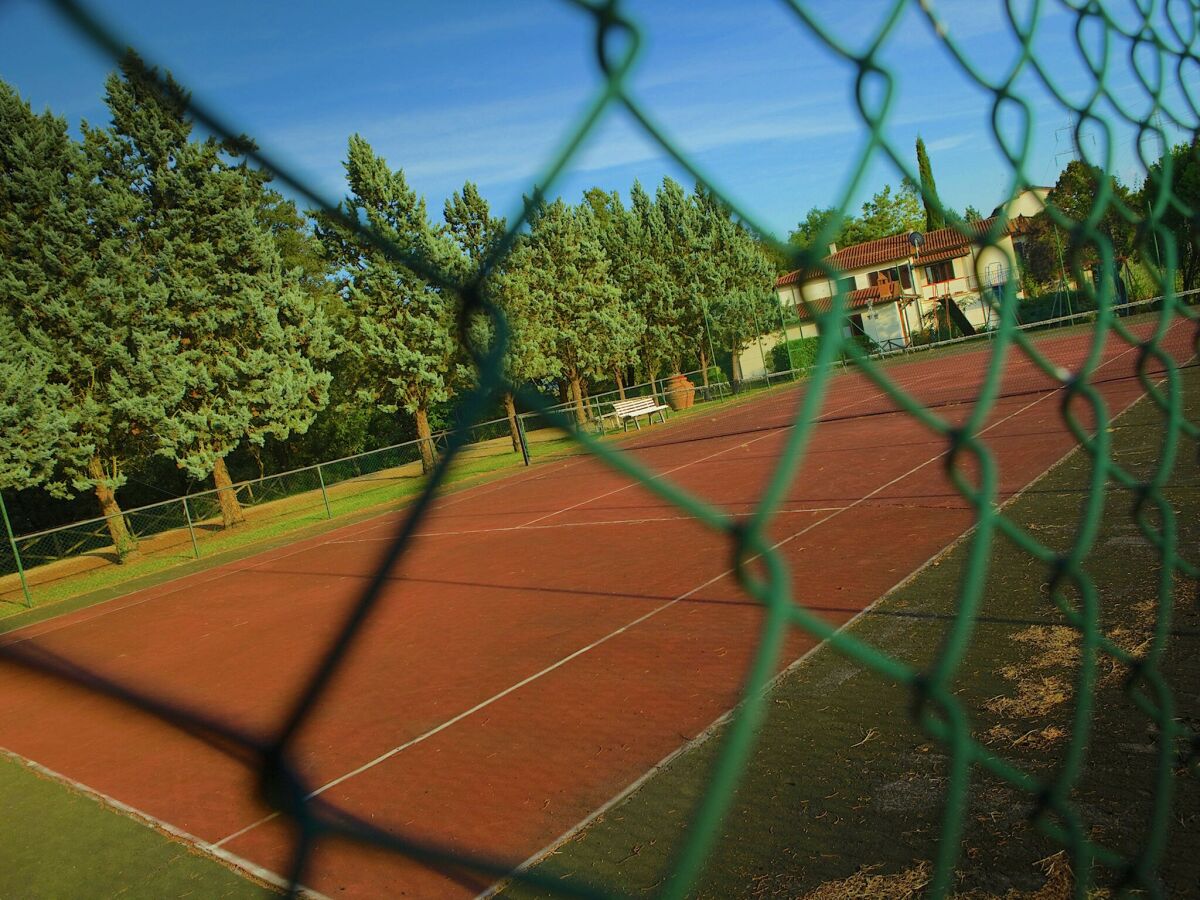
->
701, 297, 720, 387
750, 303, 769, 381
776, 292, 797, 375
908, 231, 925, 344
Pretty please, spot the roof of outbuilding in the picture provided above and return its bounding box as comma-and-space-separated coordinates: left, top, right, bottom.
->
792, 285, 882, 320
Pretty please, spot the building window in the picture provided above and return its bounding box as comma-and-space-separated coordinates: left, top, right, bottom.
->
836, 275, 856, 295
925, 260, 954, 283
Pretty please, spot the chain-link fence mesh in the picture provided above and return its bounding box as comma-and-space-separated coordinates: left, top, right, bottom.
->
3, 0, 1199, 897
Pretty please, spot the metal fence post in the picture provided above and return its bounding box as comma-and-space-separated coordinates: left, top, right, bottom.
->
0, 492, 32, 608
181, 497, 200, 559
316, 464, 333, 518
516, 415, 532, 467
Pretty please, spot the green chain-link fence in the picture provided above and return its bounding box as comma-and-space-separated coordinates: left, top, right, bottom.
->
4, 0, 1199, 896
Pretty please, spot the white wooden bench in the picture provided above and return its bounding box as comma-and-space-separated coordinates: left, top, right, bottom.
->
607, 396, 669, 432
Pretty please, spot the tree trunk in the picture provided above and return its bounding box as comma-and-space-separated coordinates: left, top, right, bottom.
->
503, 391, 521, 453
731, 350, 744, 383
212, 456, 246, 528
699, 347, 709, 386
614, 368, 626, 400
568, 374, 587, 427
88, 456, 138, 560
414, 406, 436, 474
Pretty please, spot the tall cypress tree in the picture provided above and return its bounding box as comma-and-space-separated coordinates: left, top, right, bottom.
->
318, 135, 463, 474
916, 136, 946, 231
98, 56, 337, 527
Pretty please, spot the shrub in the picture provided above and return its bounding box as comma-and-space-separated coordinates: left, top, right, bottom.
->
770, 336, 821, 374
768, 333, 878, 374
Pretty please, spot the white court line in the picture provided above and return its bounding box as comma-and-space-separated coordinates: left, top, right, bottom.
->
329, 506, 863, 542
334, 364, 944, 543
512, 367, 947, 531
480, 343, 1170, 900
212, 352, 1093, 850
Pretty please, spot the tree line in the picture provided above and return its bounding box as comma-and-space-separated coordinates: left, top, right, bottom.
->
0, 57, 777, 553
1017, 152, 1200, 301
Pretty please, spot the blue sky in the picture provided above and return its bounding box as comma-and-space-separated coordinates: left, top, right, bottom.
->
1, 0, 1194, 238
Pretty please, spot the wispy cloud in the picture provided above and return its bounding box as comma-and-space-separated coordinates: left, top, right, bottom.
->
925, 131, 975, 153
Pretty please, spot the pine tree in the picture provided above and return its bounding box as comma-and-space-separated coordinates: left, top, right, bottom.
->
500, 199, 632, 425
916, 136, 946, 231
0, 79, 182, 558
442, 181, 533, 452
652, 178, 707, 376
581, 187, 644, 397
0, 311, 75, 493
692, 190, 778, 377
628, 180, 687, 383
318, 135, 463, 474
444, 181, 504, 266
98, 56, 336, 527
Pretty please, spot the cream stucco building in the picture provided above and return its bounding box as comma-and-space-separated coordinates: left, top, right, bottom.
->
739, 192, 1047, 378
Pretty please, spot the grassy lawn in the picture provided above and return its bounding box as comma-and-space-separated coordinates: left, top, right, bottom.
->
0, 433, 580, 630
502, 369, 1200, 897
0, 752, 274, 898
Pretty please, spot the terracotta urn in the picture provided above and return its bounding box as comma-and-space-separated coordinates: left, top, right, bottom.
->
664, 373, 696, 411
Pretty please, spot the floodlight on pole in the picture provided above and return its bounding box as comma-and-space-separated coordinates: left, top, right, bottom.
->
906, 231, 925, 344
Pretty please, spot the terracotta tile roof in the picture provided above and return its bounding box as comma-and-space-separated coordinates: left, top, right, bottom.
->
1006, 214, 1035, 235
776, 216, 1023, 288
912, 246, 970, 266
792, 285, 881, 320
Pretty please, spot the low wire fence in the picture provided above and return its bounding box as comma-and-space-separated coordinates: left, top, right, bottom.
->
0, 367, 728, 611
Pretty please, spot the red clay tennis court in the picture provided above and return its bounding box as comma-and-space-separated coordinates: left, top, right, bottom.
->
0, 320, 1192, 898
